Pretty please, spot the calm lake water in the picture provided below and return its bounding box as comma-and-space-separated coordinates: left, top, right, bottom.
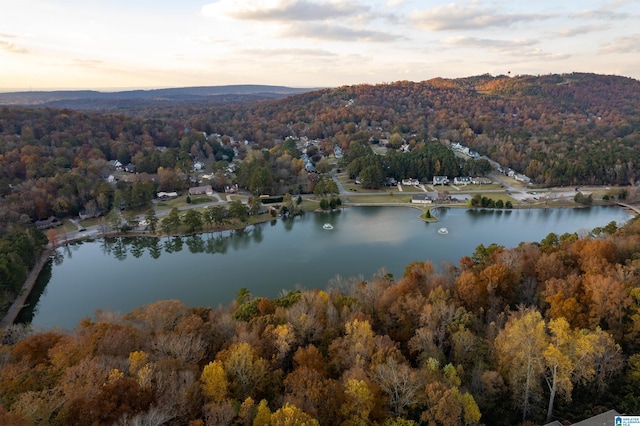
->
20, 206, 633, 329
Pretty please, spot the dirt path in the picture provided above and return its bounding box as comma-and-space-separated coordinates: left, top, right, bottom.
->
0, 249, 52, 330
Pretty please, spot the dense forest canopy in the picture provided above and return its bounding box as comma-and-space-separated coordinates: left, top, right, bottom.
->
1, 72, 639, 229
1, 217, 640, 425
1, 72, 640, 424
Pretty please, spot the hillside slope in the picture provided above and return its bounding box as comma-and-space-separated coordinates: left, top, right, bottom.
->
194, 73, 640, 186
0, 85, 317, 109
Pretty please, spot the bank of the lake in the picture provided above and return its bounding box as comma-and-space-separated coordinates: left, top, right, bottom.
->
0, 249, 52, 330
17, 205, 633, 330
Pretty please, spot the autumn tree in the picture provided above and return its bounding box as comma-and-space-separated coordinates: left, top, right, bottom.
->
341, 378, 375, 426
201, 360, 228, 402
253, 399, 271, 426
582, 273, 631, 337
270, 402, 319, 426
494, 308, 547, 423
373, 358, 424, 418
216, 342, 268, 401
329, 319, 376, 372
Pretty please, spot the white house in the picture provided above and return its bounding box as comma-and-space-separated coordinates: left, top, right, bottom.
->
109, 160, 123, 171
411, 194, 437, 204
402, 178, 420, 186
433, 176, 449, 185
333, 145, 344, 159
472, 177, 492, 185
515, 174, 531, 184
157, 192, 178, 200
454, 176, 472, 185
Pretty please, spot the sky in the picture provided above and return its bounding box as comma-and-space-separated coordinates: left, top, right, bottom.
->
1, 0, 639, 91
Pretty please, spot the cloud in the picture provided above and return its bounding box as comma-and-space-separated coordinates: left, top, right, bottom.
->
0, 38, 29, 54
444, 36, 570, 60
555, 24, 610, 37
600, 33, 640, 53
71, 59, 105, 68
411, 3, 552, 31
444, 36, 537, 52
189, 35, 230, 45
283, 22, 404, 42
202, 0, 365, 22
238, 47, 338, 58
571, 9, 630, 20
0, 41, 28, 54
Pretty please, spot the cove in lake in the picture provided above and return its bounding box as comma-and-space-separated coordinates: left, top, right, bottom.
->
20, 206, 633, 330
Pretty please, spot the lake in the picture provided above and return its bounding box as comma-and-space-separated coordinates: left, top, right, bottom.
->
20, 206, 633, 329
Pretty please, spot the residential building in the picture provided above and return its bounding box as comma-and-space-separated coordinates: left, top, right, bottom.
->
402, 178, 420, 186
188, 185, 214, 196
472, 177, 492, 185
515, 174, 531, 184
35, 216, 62, 230
433, 176, 449, 185
411, 193, 437, 204
454, 176, 472, 185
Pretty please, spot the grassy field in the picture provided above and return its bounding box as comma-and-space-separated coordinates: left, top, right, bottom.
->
345, 193, 413, 204
156, 194, 223, 210
335, 172, 399, 194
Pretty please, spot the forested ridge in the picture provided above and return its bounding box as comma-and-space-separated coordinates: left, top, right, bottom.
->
1, 72, 640, 424
2, 218, 640, 425
1, 72, 639, 230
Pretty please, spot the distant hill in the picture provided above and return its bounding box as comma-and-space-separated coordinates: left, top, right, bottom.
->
195, 72, 640, 186
0, 85, 318, 109
1, 73, 638, 187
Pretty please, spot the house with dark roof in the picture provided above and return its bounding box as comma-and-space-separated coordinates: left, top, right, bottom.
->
543, 409, 621, 426
433, 176, 449, 185
35, 216, 62, 230
411, 192, 438, 204
454, 176, 472, 185
109, 160, 123, 171
189, 185, 214, 196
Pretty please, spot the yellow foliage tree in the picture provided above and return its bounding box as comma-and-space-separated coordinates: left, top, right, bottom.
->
542, 317, 601, 423
252, 399, 271, 426
128, 350, 148, 376
200, 360, 228, 402
494, 308, 547, 424
341, 379, 374, 426
217, 342, 268, 400
270, 402, 319, 426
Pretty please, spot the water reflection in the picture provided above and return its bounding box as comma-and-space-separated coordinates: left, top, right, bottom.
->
15, 260, 53, 324
90, 228, 272, 259
186, 235, 205, 253
24, 206, 634, 330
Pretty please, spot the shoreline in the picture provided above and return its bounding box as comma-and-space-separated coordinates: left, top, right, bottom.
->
1, 201, 636, 330
0, 248, 53, 331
